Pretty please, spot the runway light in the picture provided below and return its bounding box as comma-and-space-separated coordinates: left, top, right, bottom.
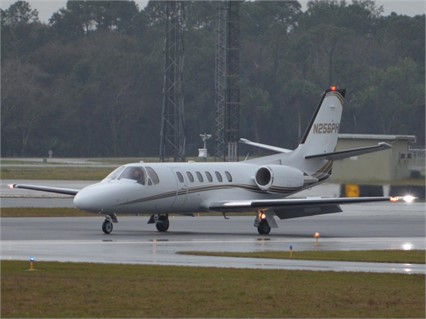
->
29, 256, 36, 271
314, 232, 320, 245
403, 195, 415, 203
402, 243, 413, 251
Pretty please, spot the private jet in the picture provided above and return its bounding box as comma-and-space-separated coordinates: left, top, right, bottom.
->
10, 87, 408, 235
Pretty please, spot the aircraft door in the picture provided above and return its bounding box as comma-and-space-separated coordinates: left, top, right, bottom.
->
171, 168, 188, 210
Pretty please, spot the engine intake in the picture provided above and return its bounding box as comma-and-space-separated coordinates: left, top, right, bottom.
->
255, 165, 304, 192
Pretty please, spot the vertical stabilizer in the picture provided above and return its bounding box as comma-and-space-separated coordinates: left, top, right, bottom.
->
299, 87, 345, 157
243, 87, 346, 181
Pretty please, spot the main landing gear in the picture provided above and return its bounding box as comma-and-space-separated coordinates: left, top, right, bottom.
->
102, 214, 118, 234
148, 214, 170, 232
254, 210, 277, 235
257, 219, 271, 235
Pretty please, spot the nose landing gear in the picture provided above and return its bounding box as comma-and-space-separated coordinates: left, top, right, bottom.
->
102, 214, 118, 234
102, 219, 113, 234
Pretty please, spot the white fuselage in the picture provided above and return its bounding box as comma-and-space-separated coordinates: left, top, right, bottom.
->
73, 161, 317, 215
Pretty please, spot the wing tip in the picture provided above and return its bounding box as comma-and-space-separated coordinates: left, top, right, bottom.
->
390, 195, 416, 203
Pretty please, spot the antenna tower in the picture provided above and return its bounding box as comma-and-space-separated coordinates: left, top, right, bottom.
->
160, 1, 186, 162
215, 0, 240, 162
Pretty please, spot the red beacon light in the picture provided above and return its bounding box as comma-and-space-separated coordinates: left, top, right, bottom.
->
330, 86, 337, 91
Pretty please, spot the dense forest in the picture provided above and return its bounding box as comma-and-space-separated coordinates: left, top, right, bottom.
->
1, 0, 425, 158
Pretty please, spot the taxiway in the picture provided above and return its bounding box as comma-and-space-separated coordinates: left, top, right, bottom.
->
1, 202, 425, 274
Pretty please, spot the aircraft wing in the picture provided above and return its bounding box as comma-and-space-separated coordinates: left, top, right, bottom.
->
8, 183, 79, 196
209, 196, 394, 219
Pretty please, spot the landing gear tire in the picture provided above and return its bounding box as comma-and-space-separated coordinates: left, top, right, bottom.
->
155, 214, 169, 232
102, 219, 113, 234
257, 219, 271, 235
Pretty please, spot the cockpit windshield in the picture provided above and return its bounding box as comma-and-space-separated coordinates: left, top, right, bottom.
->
103, 166, 125, 181
119, 166, 146, 184
103, 165, 159, 185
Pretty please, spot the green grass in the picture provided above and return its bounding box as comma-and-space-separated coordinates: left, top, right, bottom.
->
1, 260, 424, 318
180, 250, 426, 264
2, 158, 424, 185
1, 166, 112, 180
0, 157, 216, 180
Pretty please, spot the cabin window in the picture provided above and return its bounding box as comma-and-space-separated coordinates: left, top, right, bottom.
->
196, 171, 203, 182
146, 167, 159, 185
205, 171, 213, 182
225, 171, 232, 182
176, 172, 184, 183
186, 171, 194, 183
215, 171, 223, 182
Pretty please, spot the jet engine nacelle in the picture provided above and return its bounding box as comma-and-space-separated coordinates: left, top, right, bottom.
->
255, 165, 304, 192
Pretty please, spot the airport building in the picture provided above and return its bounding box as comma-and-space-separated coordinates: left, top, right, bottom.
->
332, 134, 418, 183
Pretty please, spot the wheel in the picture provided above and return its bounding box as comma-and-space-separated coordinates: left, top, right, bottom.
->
155, 215, 169, 232
102, 219, 113, 234
257, 219, 271, 235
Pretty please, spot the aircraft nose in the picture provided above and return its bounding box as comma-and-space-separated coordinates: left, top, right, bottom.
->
73, 189, 99, 213
73, 182, 140, 213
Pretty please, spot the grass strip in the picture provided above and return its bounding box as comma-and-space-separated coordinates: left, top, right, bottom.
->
2, 162, 424, 185
1, 166, 111, 180
1, 157, 211, 180
1, 260, 424, 318
180, 250, 426, 264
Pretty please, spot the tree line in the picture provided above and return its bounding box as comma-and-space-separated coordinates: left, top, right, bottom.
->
1, 0, 424, 157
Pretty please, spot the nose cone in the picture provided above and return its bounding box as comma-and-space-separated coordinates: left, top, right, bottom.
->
74, 181, 142, 214
73, 183, 119, 213
73, 187, 100, 213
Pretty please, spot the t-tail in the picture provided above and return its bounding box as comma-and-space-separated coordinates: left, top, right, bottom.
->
243, 86, 391, 183
292, 87, 390, 181
292, 86, 345, 181
298, 87, 345, 157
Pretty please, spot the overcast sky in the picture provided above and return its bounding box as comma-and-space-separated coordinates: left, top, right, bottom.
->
1, 0, 425, 22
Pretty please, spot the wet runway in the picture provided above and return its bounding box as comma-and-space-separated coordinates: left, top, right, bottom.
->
1, 202, 425, 274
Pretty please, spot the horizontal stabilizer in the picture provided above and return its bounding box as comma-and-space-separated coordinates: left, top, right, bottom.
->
8, 183, 79, 196
239, 138, 292, 153
305, 142, 392, 160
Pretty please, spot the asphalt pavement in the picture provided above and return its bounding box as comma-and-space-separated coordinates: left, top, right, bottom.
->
1, 202, 425, 274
